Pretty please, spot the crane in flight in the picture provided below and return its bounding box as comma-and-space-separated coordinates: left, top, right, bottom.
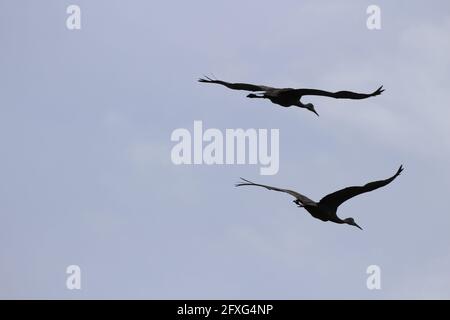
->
199, 76, 384, 116
235, 165, 403, 230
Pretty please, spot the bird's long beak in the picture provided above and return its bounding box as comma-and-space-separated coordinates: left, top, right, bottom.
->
354, 223, 363, 230
313, 110, 319, 117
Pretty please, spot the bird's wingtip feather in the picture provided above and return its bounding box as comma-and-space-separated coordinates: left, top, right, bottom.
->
238, 177, 254, 184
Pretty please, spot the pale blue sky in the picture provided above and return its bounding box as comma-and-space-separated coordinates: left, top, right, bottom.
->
1, 0, 450, 299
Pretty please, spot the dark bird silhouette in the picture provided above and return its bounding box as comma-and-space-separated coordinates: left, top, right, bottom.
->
235, 165, 403, 230
199, 76, 384, 116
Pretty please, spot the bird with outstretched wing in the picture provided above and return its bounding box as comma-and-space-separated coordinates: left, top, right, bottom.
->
199, 76, 384, 116
235, 165, 403, 230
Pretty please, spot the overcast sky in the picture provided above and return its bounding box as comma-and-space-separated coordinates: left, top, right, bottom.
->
1, 0, 450, 299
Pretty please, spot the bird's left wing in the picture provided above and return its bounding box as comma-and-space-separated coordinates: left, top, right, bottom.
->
235, 178, 317, 206
198, 76, 274, 92
319, 165, 403, 210
289, 86, 384, 100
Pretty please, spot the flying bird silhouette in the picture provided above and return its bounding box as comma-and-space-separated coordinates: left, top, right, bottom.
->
199, 76, 384, 116
235, 165, 403, 230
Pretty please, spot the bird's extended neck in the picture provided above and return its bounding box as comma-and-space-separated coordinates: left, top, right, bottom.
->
296, 102, 319, 116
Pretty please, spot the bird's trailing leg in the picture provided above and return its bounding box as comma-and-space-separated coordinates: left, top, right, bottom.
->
247, 93, 265, 99
293, 200, 304, 208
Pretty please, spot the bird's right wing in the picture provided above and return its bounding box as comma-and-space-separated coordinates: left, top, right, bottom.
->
319, 165, 403, 210
235, 178, 317, 206
289, 86, 384, 99
198, 76, 274, 92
